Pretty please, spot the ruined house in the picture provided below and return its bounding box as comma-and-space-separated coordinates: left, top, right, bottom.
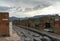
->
13, 14, 60, 34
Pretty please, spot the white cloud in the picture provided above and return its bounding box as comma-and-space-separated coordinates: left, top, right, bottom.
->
23, 3, 60, 17
0, 0, 60, 17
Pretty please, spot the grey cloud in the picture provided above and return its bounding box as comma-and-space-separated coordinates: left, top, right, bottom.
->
1, 0, 60, 8
12, 0, 59, 10
0, 0, 60, 12
0, 6, 12, 11
1, 0, 59, 17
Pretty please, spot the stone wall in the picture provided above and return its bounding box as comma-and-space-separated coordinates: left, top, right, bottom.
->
13, 15, 60, 34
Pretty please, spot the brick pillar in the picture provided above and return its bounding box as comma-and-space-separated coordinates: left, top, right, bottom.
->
54, 19, 60, 34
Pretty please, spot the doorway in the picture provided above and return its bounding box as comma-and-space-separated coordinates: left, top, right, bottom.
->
45, 23, 51, 28
35, 24, 40, 29
44, 22, 53, 32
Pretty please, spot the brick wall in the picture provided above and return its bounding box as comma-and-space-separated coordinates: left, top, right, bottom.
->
54, 19, 60, 34
0, 12, 9, 36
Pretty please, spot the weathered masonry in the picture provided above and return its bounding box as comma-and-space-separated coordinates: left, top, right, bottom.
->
0, 12, 9, 37
13, 14, 60, 35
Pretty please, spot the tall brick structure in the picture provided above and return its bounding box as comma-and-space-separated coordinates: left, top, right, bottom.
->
0, 12, 9, 37
54, 17, 60, 34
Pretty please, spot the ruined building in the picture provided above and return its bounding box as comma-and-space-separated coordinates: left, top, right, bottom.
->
13, 14, 60, 35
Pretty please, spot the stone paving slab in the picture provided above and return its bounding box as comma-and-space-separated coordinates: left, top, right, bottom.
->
5, 30, 20, 41
0, 30, 20, 41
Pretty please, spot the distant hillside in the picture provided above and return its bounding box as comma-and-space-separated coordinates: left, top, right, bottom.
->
29, 15, 54, 19
9, 14, 57, 21
9, 16, 20, 21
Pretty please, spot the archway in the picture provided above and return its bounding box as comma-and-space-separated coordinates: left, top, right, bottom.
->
44, 22, 53, 32
45, 23, 51, 29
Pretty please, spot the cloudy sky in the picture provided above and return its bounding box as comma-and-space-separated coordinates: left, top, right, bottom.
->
0, 0, 60, 18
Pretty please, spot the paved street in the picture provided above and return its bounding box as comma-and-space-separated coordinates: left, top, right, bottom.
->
13, 25, 52, 41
